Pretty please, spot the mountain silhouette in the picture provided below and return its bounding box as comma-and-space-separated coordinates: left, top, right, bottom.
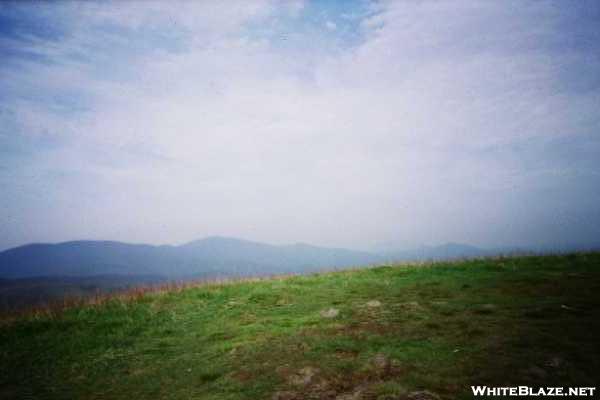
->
0, 236, 381, 280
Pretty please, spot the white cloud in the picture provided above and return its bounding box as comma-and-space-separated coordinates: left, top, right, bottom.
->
1, 0, 599, 251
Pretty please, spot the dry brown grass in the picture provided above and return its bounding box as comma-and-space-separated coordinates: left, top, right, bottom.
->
0, 272, 308, 325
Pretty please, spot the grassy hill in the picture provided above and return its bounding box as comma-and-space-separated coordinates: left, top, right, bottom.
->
1, 253, 599, 399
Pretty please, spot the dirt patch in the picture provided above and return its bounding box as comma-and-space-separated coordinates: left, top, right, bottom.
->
271, 354, 407, 400
367, 353, 406, 380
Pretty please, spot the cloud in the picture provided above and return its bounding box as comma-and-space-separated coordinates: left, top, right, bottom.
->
1, 0, 599, 251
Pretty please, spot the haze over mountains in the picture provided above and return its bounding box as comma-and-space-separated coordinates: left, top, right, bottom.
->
2, 236, 597, 281
0, 237, 381, 280
1, 236, 598, 310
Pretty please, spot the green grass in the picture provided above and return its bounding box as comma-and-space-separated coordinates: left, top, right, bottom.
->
1, 254, 599, 399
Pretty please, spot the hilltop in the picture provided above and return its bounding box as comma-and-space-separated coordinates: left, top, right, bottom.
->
1, 253, 599, 399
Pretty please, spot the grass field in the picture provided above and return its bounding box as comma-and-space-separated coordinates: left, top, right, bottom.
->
1, 253, 599, 399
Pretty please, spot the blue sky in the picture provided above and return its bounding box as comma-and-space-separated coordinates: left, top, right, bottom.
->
1, 0, 600, 251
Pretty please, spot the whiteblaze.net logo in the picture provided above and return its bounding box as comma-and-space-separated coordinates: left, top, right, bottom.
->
471, 386, 596, 397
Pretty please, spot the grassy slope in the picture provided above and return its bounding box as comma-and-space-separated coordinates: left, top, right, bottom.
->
1, 254, 599, 399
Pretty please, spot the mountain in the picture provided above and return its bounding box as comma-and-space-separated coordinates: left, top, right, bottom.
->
0, 237, 542, 310
0, 237, 532, 281
0, 236, 382, 280
0, 241, 175, 279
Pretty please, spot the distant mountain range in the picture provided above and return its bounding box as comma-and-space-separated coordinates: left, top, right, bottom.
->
0, 236, 380, 280
1, 236, 583, 281
1, 236, 593, 310
0, 237, 386, 309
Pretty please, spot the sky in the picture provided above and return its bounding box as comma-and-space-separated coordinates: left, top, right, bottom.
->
1, 0, 600, 252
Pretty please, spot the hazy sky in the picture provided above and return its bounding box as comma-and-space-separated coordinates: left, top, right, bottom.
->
1, 0, 599, 252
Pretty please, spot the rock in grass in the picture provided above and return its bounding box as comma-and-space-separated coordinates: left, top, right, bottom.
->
320, 308, 339, 318
288, 366, 318, 386
366, 300, 381, 308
